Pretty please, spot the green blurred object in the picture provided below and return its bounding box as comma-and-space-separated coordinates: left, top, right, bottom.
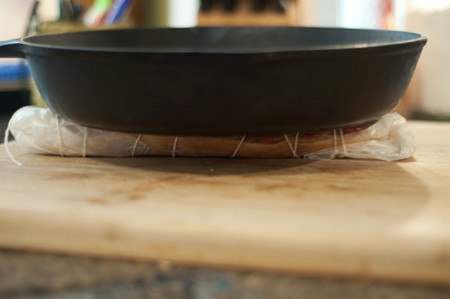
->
83, 0, 113, 26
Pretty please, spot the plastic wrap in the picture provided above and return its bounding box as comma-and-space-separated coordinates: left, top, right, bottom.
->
6, 106, 416, 163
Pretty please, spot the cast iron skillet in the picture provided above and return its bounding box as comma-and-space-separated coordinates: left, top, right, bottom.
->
0, 27, 426, 135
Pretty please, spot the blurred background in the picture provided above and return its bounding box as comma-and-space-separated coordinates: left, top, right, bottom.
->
1, 0, 449, 122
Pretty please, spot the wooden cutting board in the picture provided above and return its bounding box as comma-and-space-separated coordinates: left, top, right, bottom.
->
1, 121, 450, 284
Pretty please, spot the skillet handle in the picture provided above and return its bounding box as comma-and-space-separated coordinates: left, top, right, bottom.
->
0, 39, 25, 58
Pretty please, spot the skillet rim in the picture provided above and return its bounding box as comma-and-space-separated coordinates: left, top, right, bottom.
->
19, 26, 428, 56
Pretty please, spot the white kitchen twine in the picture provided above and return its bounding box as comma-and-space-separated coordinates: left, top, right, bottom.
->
3, 128, 350, 164
339, 128, 348, 156
4, 111, 351, 163
163, 134, 305, 158
165, 135, 263, 158
231, 135, 246, 158
55, 114, 65, 157
4, 113, 22, 166
163, 133, 307, 159
131, 134, 142, 157
294, 133, 300, 157
284, 134, 300, 159
172, 136, 179, 158
331, 129, 348, 159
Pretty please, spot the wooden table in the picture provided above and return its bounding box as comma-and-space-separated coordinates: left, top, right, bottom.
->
1, 120, 450, 286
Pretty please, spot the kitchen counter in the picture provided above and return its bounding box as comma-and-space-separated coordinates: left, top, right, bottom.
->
1, 120, 450, 297
1, 248, 450, 299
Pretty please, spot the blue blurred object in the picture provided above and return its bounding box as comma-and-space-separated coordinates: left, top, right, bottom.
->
0, 61, 30, 113
0, 61, 30, 90
103, 0, 132, 25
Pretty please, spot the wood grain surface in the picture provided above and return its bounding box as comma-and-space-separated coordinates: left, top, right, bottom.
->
0, 121, 450, 285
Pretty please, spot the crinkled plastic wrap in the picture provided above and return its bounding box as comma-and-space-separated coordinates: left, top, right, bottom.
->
7, 106, 415, 161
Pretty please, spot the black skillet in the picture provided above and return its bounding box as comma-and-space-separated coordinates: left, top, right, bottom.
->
0, 27, 426, 135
